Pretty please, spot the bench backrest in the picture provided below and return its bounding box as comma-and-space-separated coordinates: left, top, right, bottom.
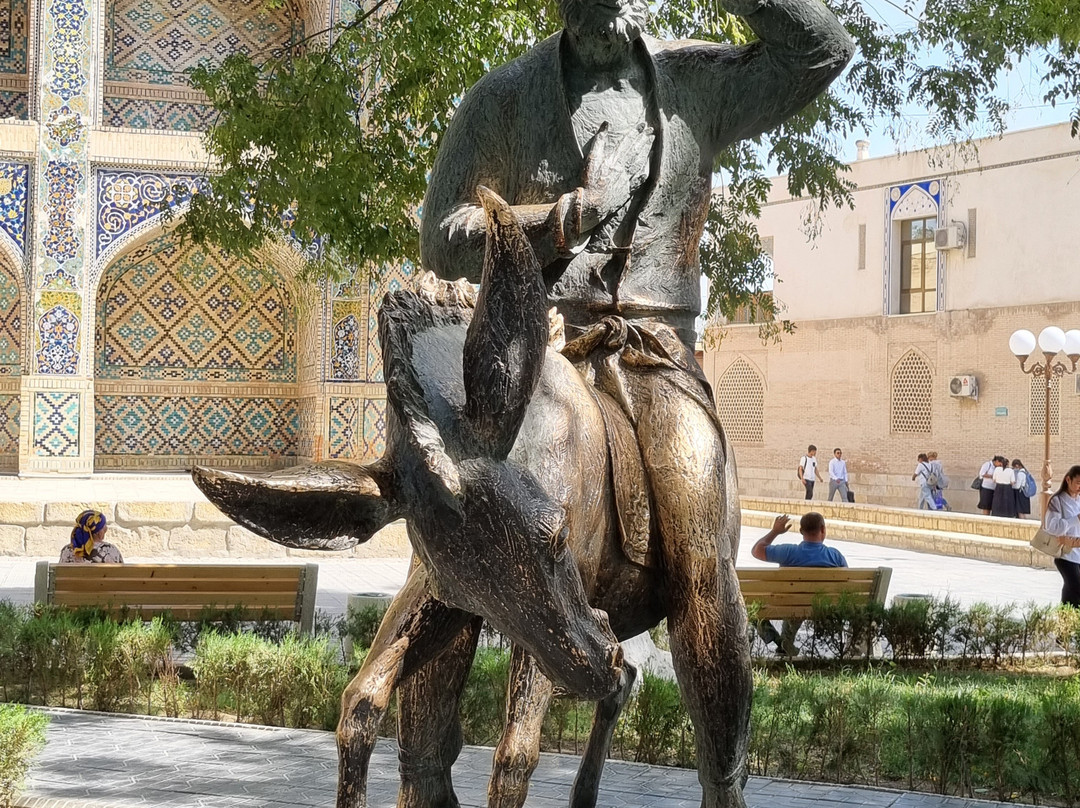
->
737, 566, 892, 620
35, 562, 319, 634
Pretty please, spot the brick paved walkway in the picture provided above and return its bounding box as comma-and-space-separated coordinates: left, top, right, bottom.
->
18, 708, 1031, 808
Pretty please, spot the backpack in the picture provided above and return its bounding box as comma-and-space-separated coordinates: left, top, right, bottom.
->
920, 462, 936, 488
796, 456, 807, 479
1022, 470, 1038, 498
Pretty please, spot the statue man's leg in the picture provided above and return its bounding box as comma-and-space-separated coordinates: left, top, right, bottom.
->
636, 375, 752, 808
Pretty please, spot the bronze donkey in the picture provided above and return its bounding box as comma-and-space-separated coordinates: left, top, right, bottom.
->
194, 187, 745, 808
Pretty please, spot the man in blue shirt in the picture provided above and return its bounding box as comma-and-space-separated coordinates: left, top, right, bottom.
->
750, 512, 847, 656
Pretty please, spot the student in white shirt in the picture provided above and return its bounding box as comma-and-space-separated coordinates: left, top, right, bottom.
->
827, 448, 849, 502
797, 445, 823, 500
977, 457, 998, 514
991, 457, 1017, 518
1046, 466, 1080, 606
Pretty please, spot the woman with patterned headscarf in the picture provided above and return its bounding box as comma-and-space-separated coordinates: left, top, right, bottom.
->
58, 509, 124, 564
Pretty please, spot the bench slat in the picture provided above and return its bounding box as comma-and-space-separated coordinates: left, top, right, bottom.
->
745, 593, 871, 608
52, 591, 299, 608
737, 569, 876, 583
80, 606, 299, 620
53, 578, 303, 594
739, 582, 873, 596
51, 564, 303, 581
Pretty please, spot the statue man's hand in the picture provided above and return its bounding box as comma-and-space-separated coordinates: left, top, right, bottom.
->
580, 122, 655, 229
547, 121, 654, 256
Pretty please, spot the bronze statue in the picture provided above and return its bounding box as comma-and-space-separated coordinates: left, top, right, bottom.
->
194, 1, 854, 807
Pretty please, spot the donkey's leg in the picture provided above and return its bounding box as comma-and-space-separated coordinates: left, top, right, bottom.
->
638, 382, 752, 808
337, 565, 476, 808
569, 660, 637, 808
396, 616, 483, 808
487, 644, 555, 808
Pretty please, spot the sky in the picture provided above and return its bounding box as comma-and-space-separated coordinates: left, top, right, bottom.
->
834, 0, 1072, 162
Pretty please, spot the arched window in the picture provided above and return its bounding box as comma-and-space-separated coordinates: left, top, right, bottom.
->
891, 351, 933, 434
715, 358, 764, 444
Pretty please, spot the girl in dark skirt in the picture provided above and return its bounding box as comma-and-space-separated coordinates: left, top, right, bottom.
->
1012, 459, 1032, 518
991, 457, 1018, 518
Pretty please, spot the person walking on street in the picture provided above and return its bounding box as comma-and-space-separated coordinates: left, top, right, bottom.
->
1046, 466, 1080, 606
913, 453, 935, 510
798, 445, 823, 500
977, 457, 997, 515
828, 448, 850, 502
991, 457, 1018, 518
927, 451, 949, 510
751, 512, 848, 656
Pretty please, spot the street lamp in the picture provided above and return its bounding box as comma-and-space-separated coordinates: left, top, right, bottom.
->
1009, 326, 1080, 515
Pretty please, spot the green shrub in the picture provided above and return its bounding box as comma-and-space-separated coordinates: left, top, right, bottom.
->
625, 672, 688, 765
882, 598, 935, 661
342, 604, 387, 654
0, 704, 48, 808
458, 646, 510, 746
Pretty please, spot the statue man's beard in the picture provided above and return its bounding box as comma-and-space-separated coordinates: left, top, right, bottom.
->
560, 1, 647, 50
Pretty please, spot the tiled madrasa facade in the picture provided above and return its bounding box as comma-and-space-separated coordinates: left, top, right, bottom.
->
0, 0, 399, 474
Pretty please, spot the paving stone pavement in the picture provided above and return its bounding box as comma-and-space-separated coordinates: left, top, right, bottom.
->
18, 708, 1032, 808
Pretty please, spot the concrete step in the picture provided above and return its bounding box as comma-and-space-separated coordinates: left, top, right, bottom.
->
740, 495, 1038, 542
741, 507, 1051, 570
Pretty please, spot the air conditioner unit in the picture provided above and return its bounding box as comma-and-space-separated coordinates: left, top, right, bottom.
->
935, 223, 967, 250
949, 375, 978, 398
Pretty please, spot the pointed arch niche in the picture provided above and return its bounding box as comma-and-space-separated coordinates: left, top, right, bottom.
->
93, 231, 301, 470
890, 350, 933, 435
715, 357, 765, 444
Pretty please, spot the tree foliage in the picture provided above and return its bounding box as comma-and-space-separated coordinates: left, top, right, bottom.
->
179, 0, 1080, 316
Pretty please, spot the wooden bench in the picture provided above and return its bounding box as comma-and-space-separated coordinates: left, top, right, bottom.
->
34, 562, 319, 634
737, 566, 892, 620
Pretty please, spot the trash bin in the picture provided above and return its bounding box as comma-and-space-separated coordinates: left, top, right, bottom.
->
343, 592, 393, 660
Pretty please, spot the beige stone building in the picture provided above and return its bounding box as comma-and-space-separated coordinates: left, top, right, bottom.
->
702, 123, 1080, 511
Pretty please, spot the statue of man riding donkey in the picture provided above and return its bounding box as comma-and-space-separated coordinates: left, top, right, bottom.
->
194, 1, 853, 806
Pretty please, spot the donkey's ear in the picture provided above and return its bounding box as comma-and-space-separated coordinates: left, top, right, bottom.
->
192, 461, 399, 551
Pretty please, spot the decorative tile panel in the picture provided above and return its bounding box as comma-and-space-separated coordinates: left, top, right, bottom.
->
362, 397, 385, 459
330, 300, 365, 381
43, 161, 83, 261
364, 262, 414, 383
0, 393, 18, 457
95, 169, 205, 266
34, 391, 79, 456
103, 0, 304, 130
96, 235, 296, 382
95, 394, 299, 457
36, 298, 80, 375
0, 161, 29, 254
0, 0, 29, 120
328, 396, 357, 458
0, 256, 20, 373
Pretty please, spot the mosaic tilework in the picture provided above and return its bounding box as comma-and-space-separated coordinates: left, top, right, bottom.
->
37, 303, 80, 374
362, 397, 386, 459
100, 98, 217, 131
328, 396, 357, 458
103, 0, 304, 130
44, 161, 83, 261
0, 90, 27, 117
96, 236, 297, 382
0, 161, 28, 254
330, 300, 366, 381
34, 391, 79, 456
0, 394, 18, 457
0, 0, 29, 120
95, 170, 205, 265
0, 257, 20, 372
95, 395, 299, 457
364, 262, 415, 383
